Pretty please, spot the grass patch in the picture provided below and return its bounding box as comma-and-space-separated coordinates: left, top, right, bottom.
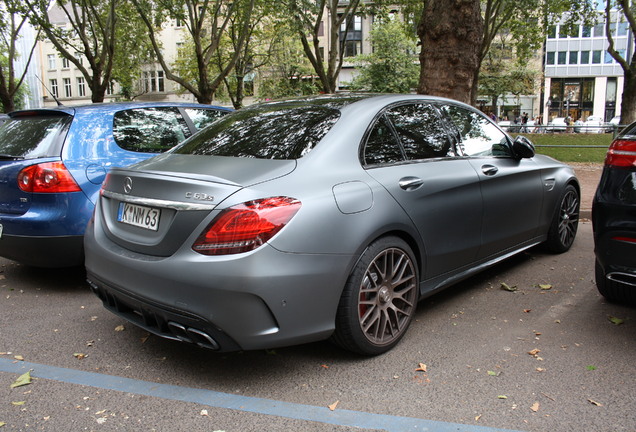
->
511, 133, 611, 163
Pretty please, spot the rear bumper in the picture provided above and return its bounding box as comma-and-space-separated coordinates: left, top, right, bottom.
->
85, 223, 355, 352
0, 233, 84, 267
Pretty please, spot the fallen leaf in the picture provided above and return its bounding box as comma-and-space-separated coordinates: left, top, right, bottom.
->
321, 364, 329, 369
487, 370, 499, 376
588, 399, 603, 406
0, 422, 6, 427
475, 414, 482, 421
73, 353, 87, 360
528, 349, 541, 356
11, 401, 25, 406
608, 316, 624, 326
530, 402, 540, 412
523, 309, 532, 313
501, 282, 517, 292
539, 284, 553, 290
94, 410, 107, 415
200, 409, 209, 416
14, 355, 24, 361
415, 363, 427, 372
497, 395, 508, 399
140, 334, 150, 344
328, 400, 339, 411
114, 325, 125, 332
536, 367, 546, 372
10, 371, 32, 389
586, 365, 597, 371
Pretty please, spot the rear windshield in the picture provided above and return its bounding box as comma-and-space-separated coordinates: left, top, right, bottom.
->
172, 105, 340, 159
0, 114, 71, 159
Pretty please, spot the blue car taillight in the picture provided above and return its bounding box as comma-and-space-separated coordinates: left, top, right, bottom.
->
17, 162, 81, 193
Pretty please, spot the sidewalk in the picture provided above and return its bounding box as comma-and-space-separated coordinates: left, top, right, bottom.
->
569, 162, 603, 220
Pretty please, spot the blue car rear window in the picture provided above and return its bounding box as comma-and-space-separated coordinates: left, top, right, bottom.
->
0, 114, 71, 159
172, 105, 340, 160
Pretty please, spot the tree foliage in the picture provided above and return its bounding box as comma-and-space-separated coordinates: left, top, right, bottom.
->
348, 14, 418, 93
0, 0, 39, 112
132, 0, 255, 104
285, 0, 362, 94
24, 0, 123, 103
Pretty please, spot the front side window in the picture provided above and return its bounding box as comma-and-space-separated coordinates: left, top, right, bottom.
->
384, 103, 453, 160
113, 107, 191, 153
440, 104, 511, 157
173, 104, 341, 159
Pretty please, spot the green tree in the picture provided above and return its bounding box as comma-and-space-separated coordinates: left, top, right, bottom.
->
285, 0, 362, 94
0, 0, 39, 112
132, 0, 255, 104
605, 0, 636, 124
349, 14, 418, 93
24, 0, 123, 103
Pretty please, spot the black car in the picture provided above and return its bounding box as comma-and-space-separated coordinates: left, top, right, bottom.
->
592, 121, 636, 304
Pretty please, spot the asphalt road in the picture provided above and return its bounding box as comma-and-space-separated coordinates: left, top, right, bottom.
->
1, 221, 634, 432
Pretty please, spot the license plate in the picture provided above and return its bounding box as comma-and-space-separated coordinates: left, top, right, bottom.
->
117, 202, 160, 231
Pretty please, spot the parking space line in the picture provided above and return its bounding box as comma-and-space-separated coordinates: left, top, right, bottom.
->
0, 358, 524, 432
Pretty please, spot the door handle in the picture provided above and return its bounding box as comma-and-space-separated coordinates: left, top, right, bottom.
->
399, 176, 424, 191
481, 165, 499, 176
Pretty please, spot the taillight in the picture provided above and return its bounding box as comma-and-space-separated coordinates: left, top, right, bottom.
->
192, 196, 301, 255
17, 162, 82, 193
605, 139, 636, 167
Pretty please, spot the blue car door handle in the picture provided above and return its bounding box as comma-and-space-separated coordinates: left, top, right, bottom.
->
481, 165, 499, 176
399, 176, 424, 191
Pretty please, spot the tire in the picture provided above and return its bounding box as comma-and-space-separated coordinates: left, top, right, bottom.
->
545, 184, 579, 253
595, 260, 636, 305
332, 236, 419, 356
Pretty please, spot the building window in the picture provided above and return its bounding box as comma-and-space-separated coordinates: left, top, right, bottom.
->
617, 22, 628, 36
604, 51, 614, 64
47, 54, 56, 70
77, 77, 86, 97
557, 51, 567, 64
62, 57, 70, 69
569, 51, 578, 64
143, 71, 165, 93
75, 52, 82, 66
339, 15, 363, 58
592, 50, 602, 63
63, 78, 72, 98
49, 79, 58, 98
593, 24, 604, 37
546, 52, 555, 65
580, 51, 590, 64
547, 25, 556, 38
582, 25, 592, 37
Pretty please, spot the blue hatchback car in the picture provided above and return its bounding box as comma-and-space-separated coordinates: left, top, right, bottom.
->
0, 102, 231, 267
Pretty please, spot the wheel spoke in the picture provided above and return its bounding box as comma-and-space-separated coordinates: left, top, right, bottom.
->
358, 247, 417, 346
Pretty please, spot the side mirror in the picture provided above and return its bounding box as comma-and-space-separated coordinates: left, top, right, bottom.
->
512, 135, 535, 159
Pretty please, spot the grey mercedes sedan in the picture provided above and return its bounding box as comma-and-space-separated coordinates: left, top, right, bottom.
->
84, 94, 580, 355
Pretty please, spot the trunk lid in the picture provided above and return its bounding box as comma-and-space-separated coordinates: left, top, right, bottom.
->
97, 154, 296, 256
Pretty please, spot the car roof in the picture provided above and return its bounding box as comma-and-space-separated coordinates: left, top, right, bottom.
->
8, 101, 231, 118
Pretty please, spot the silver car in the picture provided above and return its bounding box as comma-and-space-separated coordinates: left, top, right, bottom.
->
84, 94, 580, 355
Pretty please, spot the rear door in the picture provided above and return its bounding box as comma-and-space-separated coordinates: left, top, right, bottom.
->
439, 103, 543, 258
363, 102, 483, 280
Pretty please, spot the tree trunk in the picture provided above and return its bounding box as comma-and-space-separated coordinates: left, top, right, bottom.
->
620, 69, 636, 125
417, 0, 483, 105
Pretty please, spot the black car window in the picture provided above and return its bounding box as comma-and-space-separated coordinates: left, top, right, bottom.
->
363, 114, 404, 166
385, 103, 454, 160
113, 107, 191, 153
172, 105, 340, 159
185, 108, 227, 130
440, 104, 512, 157
0, 114, 71, 159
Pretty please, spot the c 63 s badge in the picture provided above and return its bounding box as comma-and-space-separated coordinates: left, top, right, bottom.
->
185, 192, 214, 202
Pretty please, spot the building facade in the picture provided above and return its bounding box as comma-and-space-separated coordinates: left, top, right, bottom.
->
543, 13, 630, 123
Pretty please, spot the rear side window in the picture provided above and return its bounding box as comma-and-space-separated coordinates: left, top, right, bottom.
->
185, 108, 227, 130
0, 114, 72, 159
440, 104, 512, 157
173, 105, 340, 159
385, 103, 454, 160
363, 115, 404, 166
113, 107, 191, 153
